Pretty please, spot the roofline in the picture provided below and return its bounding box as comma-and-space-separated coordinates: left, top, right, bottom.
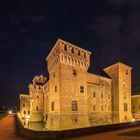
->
132, 94, 140, 98
87, 72, 112, 80
103, 62, 132, 71
46, 38, 92, 61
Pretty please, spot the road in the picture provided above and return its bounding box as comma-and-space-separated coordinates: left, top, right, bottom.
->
1, 115, 140, 140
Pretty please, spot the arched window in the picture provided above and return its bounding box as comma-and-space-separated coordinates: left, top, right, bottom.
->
51, 101, 54, 111
72, 101, 77, 111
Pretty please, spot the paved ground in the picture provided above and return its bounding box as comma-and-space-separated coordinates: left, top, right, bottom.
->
0, 114, 27, 140
1, 115, 140, 140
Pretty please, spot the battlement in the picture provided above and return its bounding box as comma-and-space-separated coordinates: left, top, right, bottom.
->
46, 39, 92, 72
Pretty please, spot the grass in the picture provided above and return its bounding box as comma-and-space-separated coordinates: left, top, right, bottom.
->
119, 129, 140, 137
0, 111, 7, 120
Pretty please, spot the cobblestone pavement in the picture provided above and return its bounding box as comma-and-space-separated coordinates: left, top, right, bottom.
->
1, 115, 140, 140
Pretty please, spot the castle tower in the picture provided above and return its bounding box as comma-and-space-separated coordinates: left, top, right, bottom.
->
46, 39, 91, 130
29, 75, 47, 122
104, 62, 132, 123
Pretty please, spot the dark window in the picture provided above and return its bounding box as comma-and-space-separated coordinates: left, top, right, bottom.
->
101, 105, 103, 111
51, 102, 54, 111
28, 111, 30, 114
75, 118, 78, 122
93, 92, 96, 98
80, 86, 84, 93
72, 101, 78, 111
64, 45, 67, 51
71, 48, 74, 53
108, 94, 110, 99
37, 96, 39, 99
124, 103, 128, 111
23, 111, 26, 114
53, 73, 55, 78
84, 53, 86, 58
55, 85, 57, 92
78, 50, 80, 56
36, 106, 38, 111
126, 69, 128, 75
73, 69, 77, 75
93, 105, 95, 111
23, 104, 25, 107
138, 105, 140, 109
101, 93, 103, 98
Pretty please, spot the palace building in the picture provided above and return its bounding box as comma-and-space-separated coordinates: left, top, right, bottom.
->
19, 39, 132, 130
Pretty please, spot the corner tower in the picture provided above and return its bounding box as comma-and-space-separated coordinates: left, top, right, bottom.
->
46, 39, 91, 130
104, 62, 132, 123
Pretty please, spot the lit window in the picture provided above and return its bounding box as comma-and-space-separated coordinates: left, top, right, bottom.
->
80, 86, 84, 93
55, 85, 57, 92
124, 103, 128, 111
51, 101, 54, 111
72, 101, 78, 111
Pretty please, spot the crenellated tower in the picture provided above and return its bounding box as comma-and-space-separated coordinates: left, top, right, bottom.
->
46, 39, 91, 130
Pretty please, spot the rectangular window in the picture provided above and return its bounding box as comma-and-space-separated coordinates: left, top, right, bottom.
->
72, 101, 77, 111
93, 105, 95, 111
101, 93, 103, 98
93, 92, 96, 98
73, 69, 77, 75
80, 86, 84, 93
124, 103, 128, 111
51, 102, 54, 111
101, 105, 103, 111
55, 85, 57, 92
138, 105, 140, 109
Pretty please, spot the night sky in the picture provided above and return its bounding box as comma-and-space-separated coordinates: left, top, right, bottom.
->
0, 0, 140, 108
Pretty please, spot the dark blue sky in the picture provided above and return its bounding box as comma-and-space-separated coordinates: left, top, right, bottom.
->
0, 0, 140, 108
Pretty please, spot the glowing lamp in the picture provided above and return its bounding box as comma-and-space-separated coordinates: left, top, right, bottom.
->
132, 118, 135, 122
8, 110, 12, 114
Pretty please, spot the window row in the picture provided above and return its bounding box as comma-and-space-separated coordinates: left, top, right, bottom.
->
93, 105, 111, 111
64, 45, 87, 58
92, 92, 111, 99
54, 85, 84, 93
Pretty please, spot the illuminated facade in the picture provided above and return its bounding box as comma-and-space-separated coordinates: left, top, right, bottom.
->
131, 94, 140, 120
20, 39, 132, 130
